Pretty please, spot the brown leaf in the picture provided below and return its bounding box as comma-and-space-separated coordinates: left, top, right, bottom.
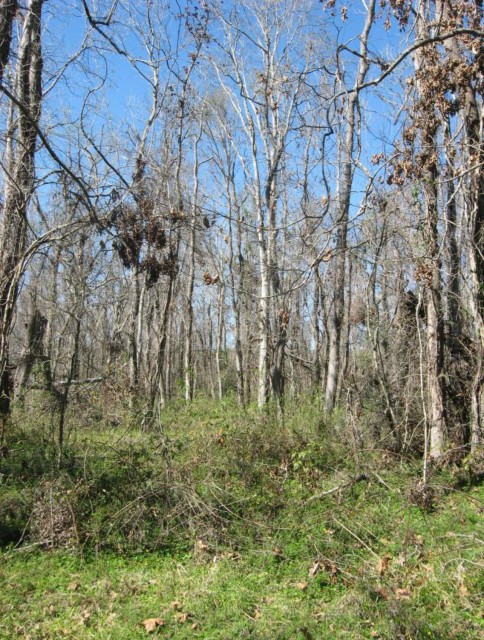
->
396, 553, 406, 567
409, 533, 423, 546
81, 610, 91, 625
459, 582, 469, 597
309, 561, 320, 578
376, 555, 391, 577
170, 600, 181, 611
177, 612, 189, 624
394, 588, 411, 600
322, 250, 332, 262
106, 613, 117, 626
68, 581, 79, 591
322, 558, 338, 576
252, 606, 262, 619
196, 539, 209, 552
141, 618, 165, 633
372, 587, 389, 600
297, 581, 308, 591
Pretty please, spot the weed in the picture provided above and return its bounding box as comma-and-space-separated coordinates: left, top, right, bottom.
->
0, 397, 482, 638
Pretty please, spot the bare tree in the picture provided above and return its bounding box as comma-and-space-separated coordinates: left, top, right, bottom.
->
208, 0, 315, 408
324, 0, 375, 413
0, 0, 43, 423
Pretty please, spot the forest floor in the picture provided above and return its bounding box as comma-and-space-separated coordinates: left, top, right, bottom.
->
0, 398, 483, 639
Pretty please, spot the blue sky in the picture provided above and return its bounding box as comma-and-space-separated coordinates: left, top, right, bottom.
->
30, 0, 416, 253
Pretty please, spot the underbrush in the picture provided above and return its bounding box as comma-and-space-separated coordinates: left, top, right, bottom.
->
1, 397, 351, 552
0, 397, 482, 638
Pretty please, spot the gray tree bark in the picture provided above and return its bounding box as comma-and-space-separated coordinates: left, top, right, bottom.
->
0, 0, 43, 422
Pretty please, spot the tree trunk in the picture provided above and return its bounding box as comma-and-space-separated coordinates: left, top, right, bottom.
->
0, 0, 17, 82
215, 285, 224, 400
183, 128, 201, 403
15, 306, 47, 404
324, 0, 375, 412
435, 0, 479, 452
0, 0, 43, 423
414, 1, 446, 458
151, 275, 175, 414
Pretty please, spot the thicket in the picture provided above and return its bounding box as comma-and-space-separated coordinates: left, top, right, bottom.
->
0, 397, 482, 639
1, 395, 481, 553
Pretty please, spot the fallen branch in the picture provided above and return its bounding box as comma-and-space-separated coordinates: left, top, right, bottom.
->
28, 376, 104, 390
371, 472, 393, 492
332, 517, 380, 559
306, 474, 368, 504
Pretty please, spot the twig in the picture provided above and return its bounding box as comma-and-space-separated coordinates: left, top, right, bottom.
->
306, 474, 368, 504
332, 517, 380, 559
371, 472, 394, 492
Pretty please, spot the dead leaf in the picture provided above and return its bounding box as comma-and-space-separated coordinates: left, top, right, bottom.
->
191, 622, 199, 630
252, 606, 262, 619
297, 582, 308, 591
177, 612, 189, 623
170, 600, 181, 611
322, 558, 338, 576
203, 272, 220, 286
106, 613, 117, 627
394, 588, 411, 600
371, 587, 389, 600
376, 555, 391, 577
396, 553, 406, 567
196, 539, 209, 552
141, 618, 165, 633
309, 561, 320, 578
68, 581, 79, 591
459, 582, 469, 597
322, 250, 332, 262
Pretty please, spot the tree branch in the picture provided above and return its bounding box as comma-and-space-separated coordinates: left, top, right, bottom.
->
334, 28, 484, 100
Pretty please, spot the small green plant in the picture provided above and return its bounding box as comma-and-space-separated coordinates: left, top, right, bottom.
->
0, 397, 482, 638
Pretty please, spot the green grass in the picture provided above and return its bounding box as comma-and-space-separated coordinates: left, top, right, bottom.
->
0, 397, 483, 639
